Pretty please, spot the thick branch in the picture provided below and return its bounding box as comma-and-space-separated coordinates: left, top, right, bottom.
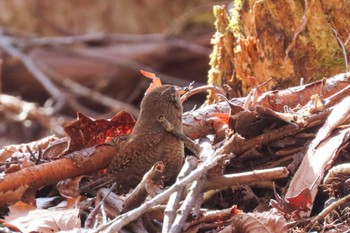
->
0, 145, 115, 206
183, 73, 350, 140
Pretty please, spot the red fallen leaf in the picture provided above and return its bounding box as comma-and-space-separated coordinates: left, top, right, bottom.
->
210, 112, 230, 125
64, 111, 136, 154
286, 187, 312, 210
140, 70, 162, 94
270, 186, 312, 219
206, 112, 229, 141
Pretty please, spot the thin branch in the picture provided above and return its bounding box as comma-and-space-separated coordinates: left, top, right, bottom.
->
36, 60, 140, 116
96, 153, 233, 232
0, 34, 64, 110
122, 162, 165, 213
203, 167, 289, 191
345, 33, 350, 45
163, 156, 198, 232
285, 16, 308, 58
169, 172, 206, 233
181, 85, 225, 103
84, 183, 117, 228
13, 32, 210, 55
53, 45, 201, 87
307, 192, 350, 229
329, 25, 349, 73
17, 33, 163, 46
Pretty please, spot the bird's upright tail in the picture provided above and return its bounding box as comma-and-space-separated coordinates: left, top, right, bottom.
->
80, 174, 116, 193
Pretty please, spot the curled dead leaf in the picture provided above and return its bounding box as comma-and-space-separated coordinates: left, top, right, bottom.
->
224, 213, 270, 233
140, 70, 163, 94
270, 186, 312, 219
0, 184, 29, 207
57, 176, 85, 198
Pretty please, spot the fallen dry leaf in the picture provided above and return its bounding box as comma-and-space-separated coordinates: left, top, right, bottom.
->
64, 111, 135, 154
0, 136, 57, 162
250, 209, 288, 233
271, 186, 312, 219
286, 127, 350, 215
4, 201, 81, 232
227, 213, 270, 233
308, 96, 350, 151
57, 176, 85, 198
0, 185, 29, 208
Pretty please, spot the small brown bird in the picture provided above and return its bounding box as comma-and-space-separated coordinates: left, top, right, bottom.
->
84, 85, 184, 193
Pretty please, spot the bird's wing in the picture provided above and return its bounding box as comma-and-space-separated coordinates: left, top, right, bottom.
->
107, 130, 164, 174
81, 131, 165, 193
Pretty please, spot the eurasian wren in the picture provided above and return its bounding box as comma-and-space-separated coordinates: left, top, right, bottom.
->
105, 85, 184, 193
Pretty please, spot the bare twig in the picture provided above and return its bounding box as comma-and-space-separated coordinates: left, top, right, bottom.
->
169, 171, 207, 233
122, 162, 165, 213
0, 34, 65, 111
307, 193, 350, 229
203, 167, 289, 191
345, 33, 350, 45
57, 46, 199, 87
217, 106, 334, 157
18, 33, 163, 46
322, 73, 350, 108
329, 25, 349, 73
183, 208, 234, 232
26, 145, 39, 165
180, 85, 225, 103
285, 16, 308, 58
85, 183, 117, 228
163, 156, 198, 232
12, 32, 210, 55
285, 0, 308, 57
36, 60, 140, 116
96, 153, 233, 232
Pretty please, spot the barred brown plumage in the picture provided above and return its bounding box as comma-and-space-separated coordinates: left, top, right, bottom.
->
82, 85, 184, 194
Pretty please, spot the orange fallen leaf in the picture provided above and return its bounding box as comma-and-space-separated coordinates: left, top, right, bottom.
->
140, 70, 162, 94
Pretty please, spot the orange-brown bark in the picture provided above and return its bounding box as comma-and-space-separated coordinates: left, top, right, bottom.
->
0, 145, 115, 196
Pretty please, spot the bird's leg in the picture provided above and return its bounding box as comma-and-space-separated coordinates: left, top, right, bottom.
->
157, 115, 201, 157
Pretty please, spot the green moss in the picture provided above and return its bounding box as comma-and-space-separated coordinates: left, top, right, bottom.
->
319, 48, 345, 70
229, 0, 244, 37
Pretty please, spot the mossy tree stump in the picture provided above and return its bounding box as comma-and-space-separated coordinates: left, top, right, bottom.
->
207, 1, 349, 102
